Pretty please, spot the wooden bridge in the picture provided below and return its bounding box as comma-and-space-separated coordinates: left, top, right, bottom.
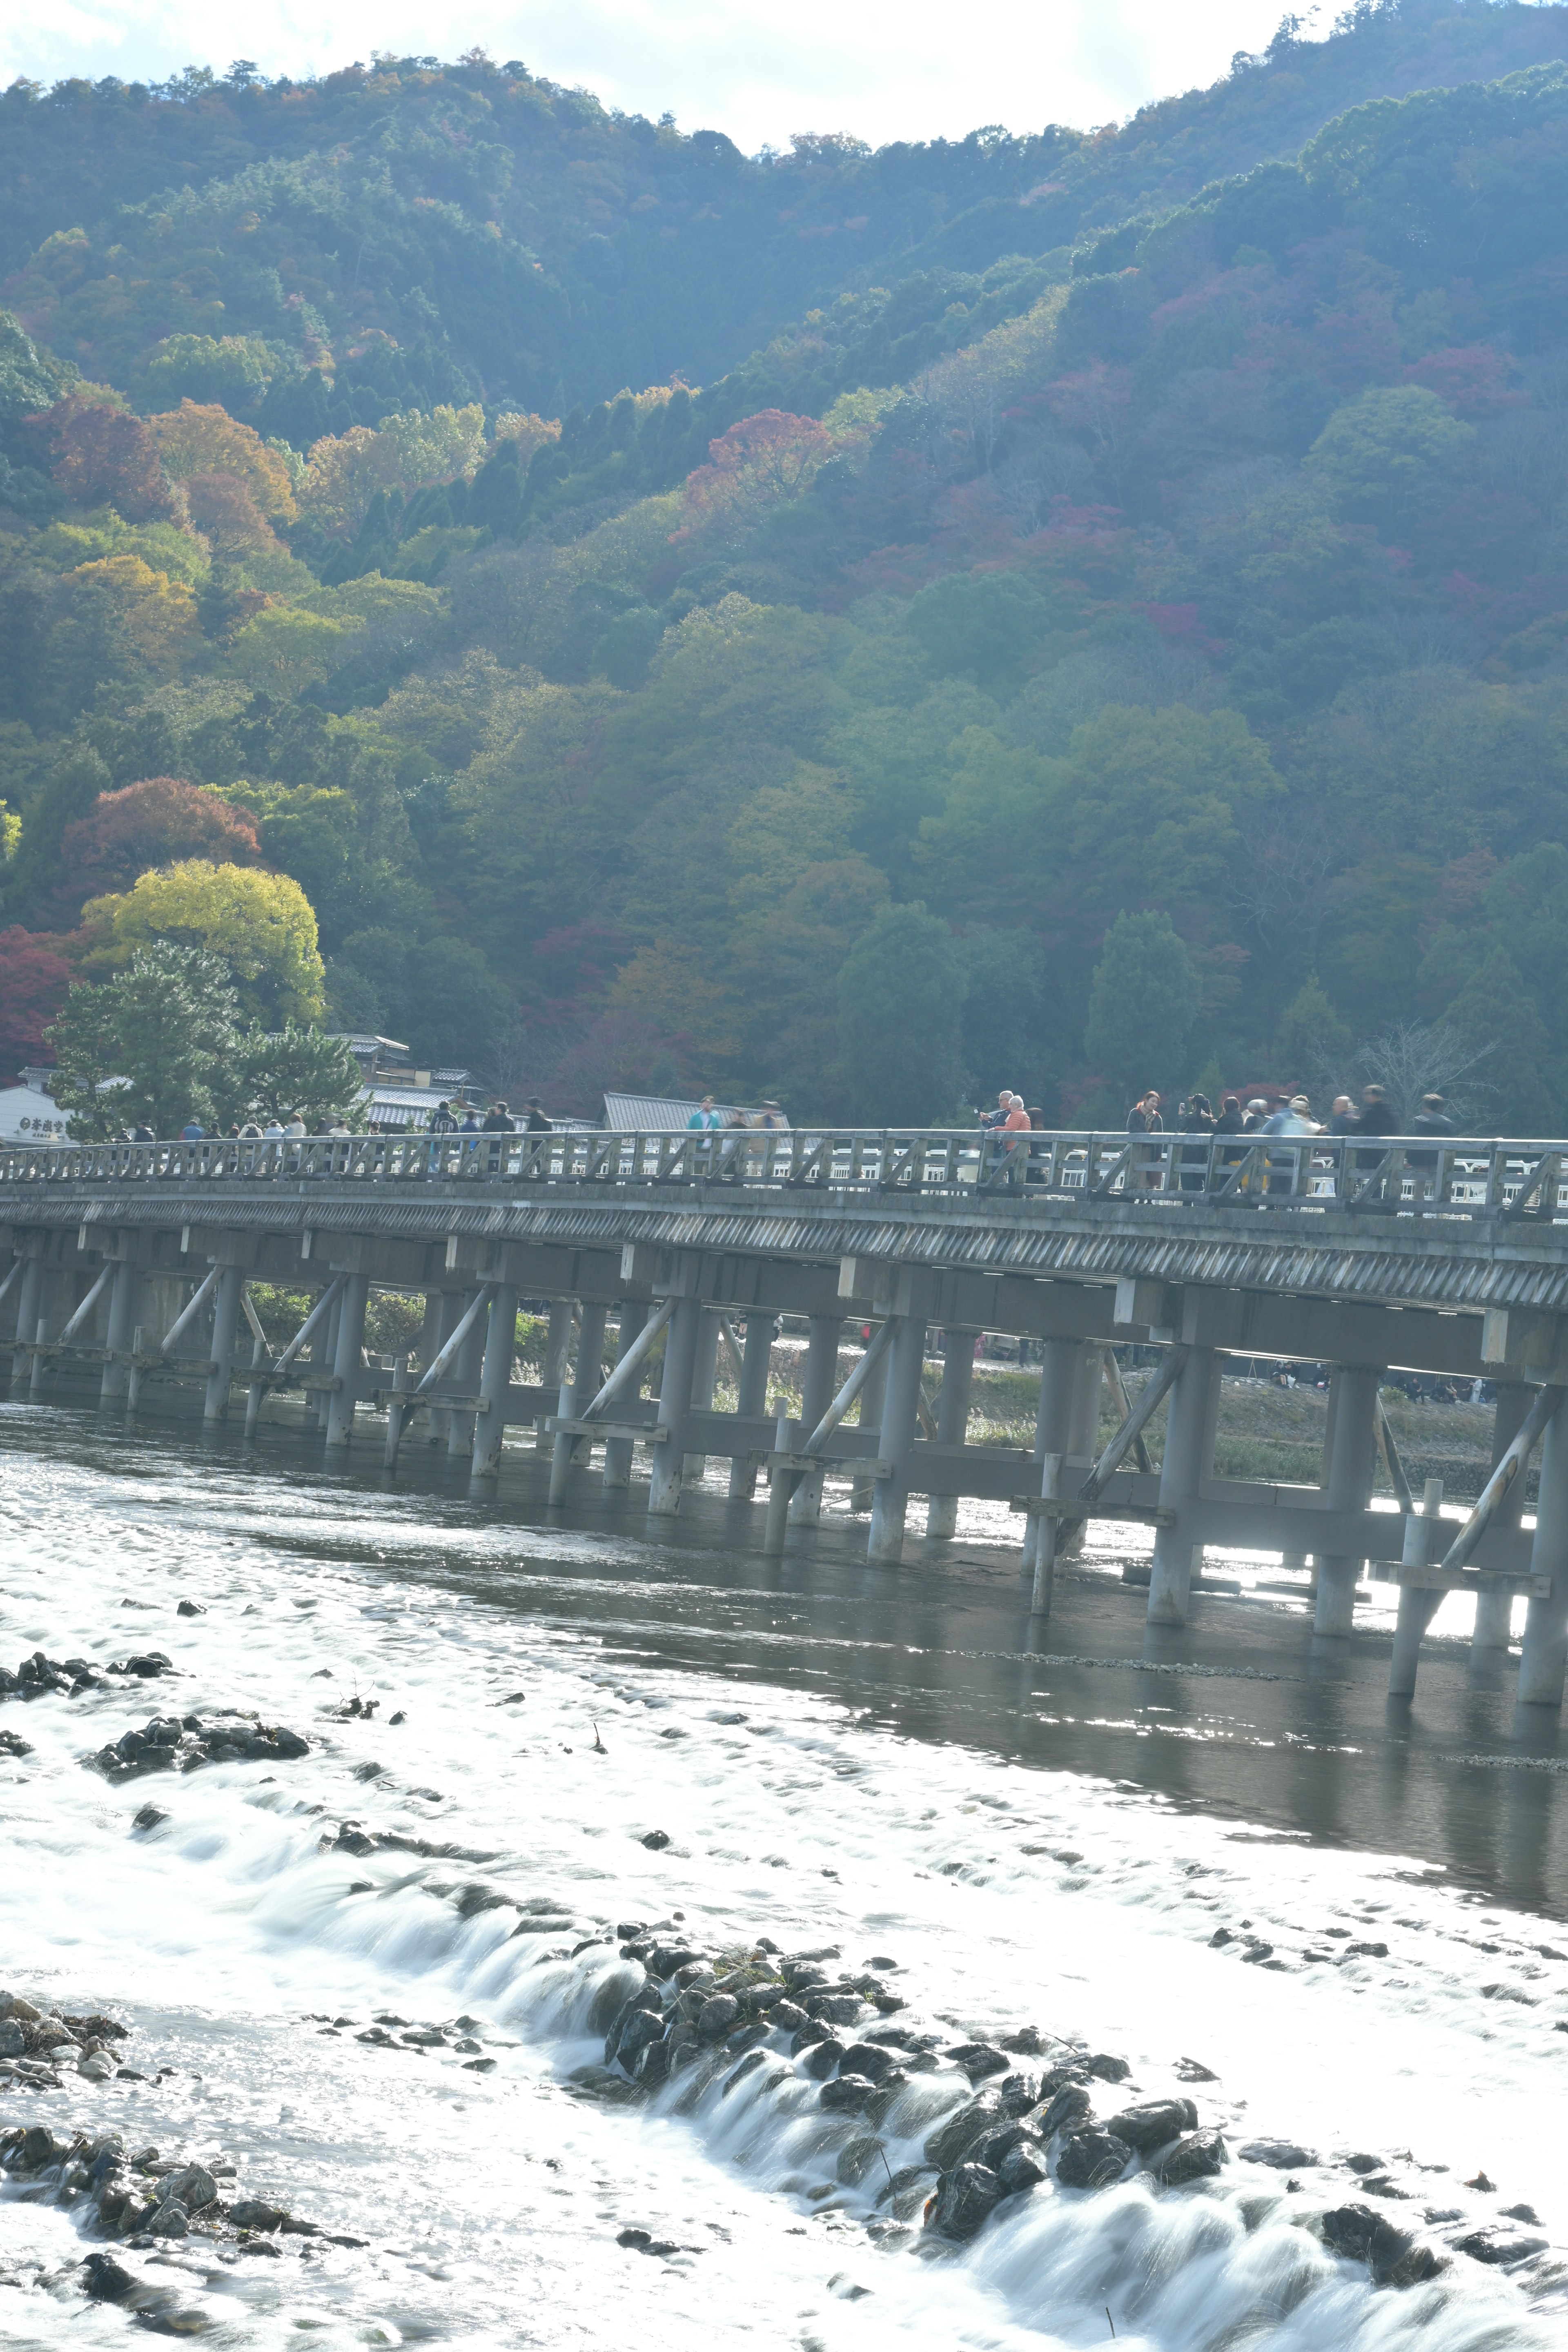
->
6, 1124, 1568, 1713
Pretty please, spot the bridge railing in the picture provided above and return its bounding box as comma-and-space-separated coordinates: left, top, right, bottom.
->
0, 1126, 1563, 1216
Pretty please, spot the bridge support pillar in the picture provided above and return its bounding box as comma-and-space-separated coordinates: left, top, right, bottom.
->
790, 1315, 843, 1524
9, 1247, 45, 1392
1388, 1477, 1446, 1699
1473, 1383, 1530, 1658
567, 1303, 608, 1469
203, 1263, 245, 1426
648, 1294, 703, 1517
324, 1273, 370, 1449
729, 1313, 774, 1499
448, 1287, 490, 1459
926, 1333, 977, 1539
425, 1291, 460, 1445
603, 1302, 648, 1490
1312, 1363, 1383, 1637
868, 1312, 929, 1564
471, 1283, 519, 1479
1148, 1347, 1222, 1626
100, 1251, 143, 1408
1517, 1394, 1568, 1707
849, 1333, 888, 1514
541, 1299, 573, 1391
1022, 1338, 1093, 1586
683, 1308, 722, 1483
316, 1290, 343, 1430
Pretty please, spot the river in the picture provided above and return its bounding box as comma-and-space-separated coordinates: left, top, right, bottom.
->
1, 1400, 1566, 2349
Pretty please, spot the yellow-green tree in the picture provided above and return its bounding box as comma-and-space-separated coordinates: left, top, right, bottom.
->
80, 860, 326, 1024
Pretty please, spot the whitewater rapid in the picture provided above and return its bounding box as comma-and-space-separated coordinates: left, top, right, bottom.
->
0, 1406, 1565, 2349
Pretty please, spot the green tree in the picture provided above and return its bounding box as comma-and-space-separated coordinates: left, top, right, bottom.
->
1303, 385, 1474, 523
225, 1024, 365, 1128
1, 742, 109, 921
46, 944, 240, 1138
1444, 946, 1560, 1136
835, 901, 967, 1125
1084, 911, 1202, 1098
1274, 972, 1353, 1088
960, 927, 1053, 1109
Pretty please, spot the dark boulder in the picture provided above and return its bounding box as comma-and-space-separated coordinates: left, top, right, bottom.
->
838, 2041, 899, 2085
820, 2073, 874, 2112
1039, 2081, 1094, 2138
82, 2252, 138, 2301
229, 2201, 287, 2232
927, 2163, 1002, 2241
1240, 2138, 1318, 2169
998, 2141, 1050, 2194
1155, 2130, 1227, 2186
1055, 2128, 1134, 2189
1324, 2204, 1445, 2283
1453, 2228, 1548, 2266
945, 2041, 1009, 2080
803, 2037, 846, 2080
971, 2123, 1040, 2173
924, 2093, 1001, 2172
1105, 2098, 1198, 2152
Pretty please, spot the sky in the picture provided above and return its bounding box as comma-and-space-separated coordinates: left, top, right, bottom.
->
0, 0, 1300, 152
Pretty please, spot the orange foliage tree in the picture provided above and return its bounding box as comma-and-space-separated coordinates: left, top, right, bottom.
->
50, 779, 264, 924
24, 393, 175, 522
678, 410, 832, 539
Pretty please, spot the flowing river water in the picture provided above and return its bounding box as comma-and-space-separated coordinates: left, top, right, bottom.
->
2, 1398, 1568, 2350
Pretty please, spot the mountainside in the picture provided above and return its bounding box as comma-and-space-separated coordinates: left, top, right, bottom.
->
8, 12, 1568, 1134
2, 0, 1567, 422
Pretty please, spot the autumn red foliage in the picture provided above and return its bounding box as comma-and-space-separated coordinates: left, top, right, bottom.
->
0, 927, 74, 1082
50, 778, 264, 923
23, 394, 174, 523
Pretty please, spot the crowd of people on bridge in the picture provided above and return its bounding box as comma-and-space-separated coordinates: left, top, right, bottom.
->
1114, 1082, 1459, 1197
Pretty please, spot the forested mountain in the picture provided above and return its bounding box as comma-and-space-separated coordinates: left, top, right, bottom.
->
7, 1, 1568, 1132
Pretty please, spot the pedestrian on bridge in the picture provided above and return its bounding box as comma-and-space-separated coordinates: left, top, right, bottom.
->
1126, 1089, 1164, 1189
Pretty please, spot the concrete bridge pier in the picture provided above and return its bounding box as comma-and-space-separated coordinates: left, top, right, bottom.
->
1022, 1338, 1096, 1586
325, 1273, 370, 1450
1473, 1383, 1531, 1661
867, 1310, 929, 1564
683, 1309, 723, 1484
203, 1262, 245, 1426
790, 1314, 844, 1525
9, 1243, 45, 1391
99, 1241, 145, 1408
471, 1282, 520, 1479
603, 1302, 648, 1490
426, 1290, 462, 1445
1313, 1363, 1384, 1638
539, 1301, 573, 1443
926, 1332, 977, 1539
728, 1314, 774, 1499
1517, 1396, 1568, 1708
648, 1291, 704, 1517
317, 1290, 344, 1431
849, 1336, 888, 1515
1147, 1347, 1222, 1626
566, 1302, 608, 1469
447, 1286, 490, 1460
